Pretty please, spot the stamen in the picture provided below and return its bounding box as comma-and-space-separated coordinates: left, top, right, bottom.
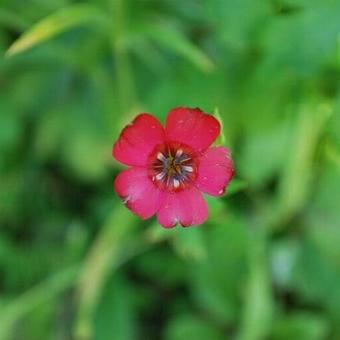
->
182, 165, 193, 172
157, 152, 166, 161
150, 143, 197, 191
156, 172, 165, 180
175, 149, 183, 157
122, 196, 130, 204
178, 156, 191, 163
173, 178, 180, 188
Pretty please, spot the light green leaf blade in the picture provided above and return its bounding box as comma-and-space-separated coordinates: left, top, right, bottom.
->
6, 4, 108, 57
276, 100, 333, 225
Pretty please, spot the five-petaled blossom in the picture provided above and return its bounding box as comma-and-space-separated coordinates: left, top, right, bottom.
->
113, 107, 234, 228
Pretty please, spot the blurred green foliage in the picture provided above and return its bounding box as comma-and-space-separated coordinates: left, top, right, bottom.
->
0, 0, 340, 339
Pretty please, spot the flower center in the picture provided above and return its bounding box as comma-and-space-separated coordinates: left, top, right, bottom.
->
148, 142, 198, 191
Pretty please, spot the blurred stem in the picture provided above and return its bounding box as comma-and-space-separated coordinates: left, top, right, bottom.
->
273, 100, 332, 228
237, 226, 273, 340
325, 140, 340, 170
74, 207, 174, 340
110, 0, 137, 115
0, 265, 79, 339
74, 207, 136, 340
0, 217, 171, 340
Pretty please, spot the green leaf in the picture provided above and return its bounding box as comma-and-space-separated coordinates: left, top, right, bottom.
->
190, 217, 248, 324
94, 275, 137, 340
141, 23, 215, 73
272, 312, 329, 340
225, 178, 248, 196
204, 0, 271, 49
165, 314, 224, 340
0, 8, 29, 31
238, 122, 289, 188
172, 228, 206, 261
6, 4, 108, 57
261, 4, 340, 74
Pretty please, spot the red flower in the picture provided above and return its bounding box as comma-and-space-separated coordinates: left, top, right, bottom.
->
113, 107, 234, 228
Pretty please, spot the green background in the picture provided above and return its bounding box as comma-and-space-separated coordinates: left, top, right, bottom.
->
0, 0, 340, 339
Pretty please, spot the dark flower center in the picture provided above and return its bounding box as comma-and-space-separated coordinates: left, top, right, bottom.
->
148, 142, 198, 191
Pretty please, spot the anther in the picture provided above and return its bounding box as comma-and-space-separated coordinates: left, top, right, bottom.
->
175, 149, 183, 157
157, 152, 166, 161
156, 172, 165, 180
182, 165, 193, 172
173, 178, 180, 188
150, 143, 197, 191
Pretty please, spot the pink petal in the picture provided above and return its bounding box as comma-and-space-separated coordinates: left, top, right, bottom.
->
157, 187, 208, 228
165, 107, 220, 152
195, 147, 234, 196
113, 113, 165, 166
114, 167, 163, 219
